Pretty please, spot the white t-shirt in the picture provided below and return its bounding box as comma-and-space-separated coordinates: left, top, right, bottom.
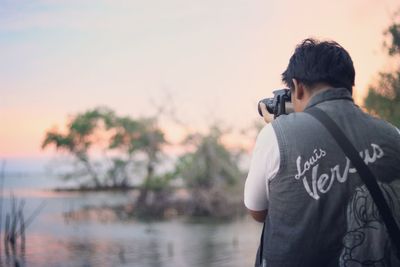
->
244, 124, 279, 211
244, 124, 400, 212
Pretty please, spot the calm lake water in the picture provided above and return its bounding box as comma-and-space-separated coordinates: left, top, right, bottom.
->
1, 174, 262, 267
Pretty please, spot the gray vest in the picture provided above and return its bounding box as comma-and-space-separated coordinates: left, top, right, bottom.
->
260, 88, 400, 267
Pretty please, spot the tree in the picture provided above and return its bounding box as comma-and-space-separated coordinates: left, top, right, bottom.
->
365, 11, 400, 127
173, 125, 244, 217
176, 126, 241, 188
42, 107, 167, 191
42, 107, 114, 187
109, 116, 166, 203
106, 116, 142, 187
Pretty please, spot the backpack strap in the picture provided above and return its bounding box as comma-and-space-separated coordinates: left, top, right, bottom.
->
305, 106, 400, 258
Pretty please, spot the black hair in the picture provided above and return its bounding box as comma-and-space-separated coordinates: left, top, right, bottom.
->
282, 38, 355, 93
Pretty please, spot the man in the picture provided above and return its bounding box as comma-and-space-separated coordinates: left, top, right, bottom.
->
244, 39, 400, 267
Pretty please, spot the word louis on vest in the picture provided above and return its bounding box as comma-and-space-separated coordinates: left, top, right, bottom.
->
294, 144, 384, 200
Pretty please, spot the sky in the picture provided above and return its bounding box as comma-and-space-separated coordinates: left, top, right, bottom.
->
0, 0, 399, 172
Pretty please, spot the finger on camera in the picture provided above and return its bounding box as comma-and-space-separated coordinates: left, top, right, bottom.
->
260, 103, 274, 123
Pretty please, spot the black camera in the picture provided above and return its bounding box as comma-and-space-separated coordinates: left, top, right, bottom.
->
258, 89, 293, 118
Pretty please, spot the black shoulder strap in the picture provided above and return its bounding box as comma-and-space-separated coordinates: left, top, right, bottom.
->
305, 107, 400, 257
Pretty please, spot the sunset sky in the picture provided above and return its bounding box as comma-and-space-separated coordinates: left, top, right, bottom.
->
1, 0, 399, 172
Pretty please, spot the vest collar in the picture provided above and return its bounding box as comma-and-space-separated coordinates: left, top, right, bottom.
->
305, 88, 353, 110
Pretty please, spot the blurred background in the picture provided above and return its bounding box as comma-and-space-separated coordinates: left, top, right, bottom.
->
1, 0, 399, 266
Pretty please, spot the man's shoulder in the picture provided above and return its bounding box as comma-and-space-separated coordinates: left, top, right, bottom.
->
271, 112, 313, 130
275, 111, 312, 122
358, 109, 400, 137
256, 123, 278, 145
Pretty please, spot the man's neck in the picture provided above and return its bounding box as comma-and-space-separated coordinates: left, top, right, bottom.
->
306, 84, 333, 103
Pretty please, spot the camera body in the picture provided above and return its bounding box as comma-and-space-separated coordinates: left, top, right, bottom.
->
258, 89, 293, 118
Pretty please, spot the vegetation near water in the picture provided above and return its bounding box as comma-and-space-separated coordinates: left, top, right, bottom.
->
41, 107, 251, 219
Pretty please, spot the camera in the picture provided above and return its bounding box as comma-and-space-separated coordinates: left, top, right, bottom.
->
258, 89, 293, 118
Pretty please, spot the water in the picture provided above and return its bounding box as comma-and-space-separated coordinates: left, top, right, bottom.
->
1, 174, 262, 267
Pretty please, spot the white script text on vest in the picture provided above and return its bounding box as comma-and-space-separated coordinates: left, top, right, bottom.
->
294, 144, 384, 200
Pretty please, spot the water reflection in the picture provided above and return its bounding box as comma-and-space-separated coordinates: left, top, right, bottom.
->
1, 184, 261, 267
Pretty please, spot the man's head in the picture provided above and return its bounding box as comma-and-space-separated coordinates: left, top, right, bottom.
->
282, 39, 355, 112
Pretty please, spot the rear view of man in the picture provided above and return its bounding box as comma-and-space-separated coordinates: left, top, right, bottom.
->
244, 39, 400, 266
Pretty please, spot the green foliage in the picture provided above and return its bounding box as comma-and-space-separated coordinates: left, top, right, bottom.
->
108, 116, 166, 194
108, 116, 142, 154
42, 107, 114, 155
42, 105, 243, 219
42, 132, 74, 151
42, 107, 114, 186
365, 72, 400, 127
384, 15, 400, 56
144, 173, 174, 192
365, 11, 400, 127
42, 107, 166, 188
109, 117, 165, 161
43, 107, 247, 218
106, 158, 129, 187
174, 126, 243, 189
133, 118, 166, 161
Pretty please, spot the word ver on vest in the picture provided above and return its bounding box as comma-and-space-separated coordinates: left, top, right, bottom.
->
295, 143, 384, 200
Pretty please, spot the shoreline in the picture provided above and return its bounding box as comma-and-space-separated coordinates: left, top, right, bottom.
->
53, 185, 140, 193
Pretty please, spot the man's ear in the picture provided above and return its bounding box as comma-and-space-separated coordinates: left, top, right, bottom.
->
292, 78, 304, 100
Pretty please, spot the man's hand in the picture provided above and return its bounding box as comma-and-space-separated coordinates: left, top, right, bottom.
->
259, 102, 274, 123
